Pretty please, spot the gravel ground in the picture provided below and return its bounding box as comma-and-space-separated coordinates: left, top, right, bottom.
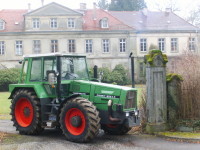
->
0, 120, 200, 150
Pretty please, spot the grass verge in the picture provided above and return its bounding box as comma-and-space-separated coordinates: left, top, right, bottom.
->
0, 92, 11, 120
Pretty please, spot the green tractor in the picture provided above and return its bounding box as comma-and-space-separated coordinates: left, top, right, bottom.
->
9, 53, 139, 142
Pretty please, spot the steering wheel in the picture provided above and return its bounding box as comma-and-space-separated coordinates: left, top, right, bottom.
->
62, 71, 78, 79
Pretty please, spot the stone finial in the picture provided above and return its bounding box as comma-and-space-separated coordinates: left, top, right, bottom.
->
144, 50, 168, 67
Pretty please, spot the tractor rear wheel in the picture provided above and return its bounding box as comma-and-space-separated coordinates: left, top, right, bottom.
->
102, 124, 131, 135
59, 97, 100, 142
10, 89, 44, 135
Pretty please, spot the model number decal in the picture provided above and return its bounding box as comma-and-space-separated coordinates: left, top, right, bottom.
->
95, 94, 120, 99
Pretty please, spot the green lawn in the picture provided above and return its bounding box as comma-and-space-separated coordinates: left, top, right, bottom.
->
0, 92, 11, 119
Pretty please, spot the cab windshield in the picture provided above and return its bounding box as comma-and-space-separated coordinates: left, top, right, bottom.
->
61, 56, 89, 80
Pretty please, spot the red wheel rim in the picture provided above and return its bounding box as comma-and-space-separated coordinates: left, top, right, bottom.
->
15, 97, 34, 127
65, 108, 86, 135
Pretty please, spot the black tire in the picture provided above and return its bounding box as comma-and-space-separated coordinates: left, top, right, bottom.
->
102, 124, 131, 135
59, 97, 100, 142
10, 89, 44, 135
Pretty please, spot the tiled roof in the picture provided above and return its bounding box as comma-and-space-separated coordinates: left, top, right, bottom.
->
83, 9, 133, 31
0, 9, 28, 32
109, 10, 199, 31
0, 7, 198, 33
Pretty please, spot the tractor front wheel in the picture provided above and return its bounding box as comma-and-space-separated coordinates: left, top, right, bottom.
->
102, 124, 131, 135
59, 97, 100, 142
10, 89, 44, 135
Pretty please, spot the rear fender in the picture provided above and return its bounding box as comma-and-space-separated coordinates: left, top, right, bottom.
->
9, 87, 35, 99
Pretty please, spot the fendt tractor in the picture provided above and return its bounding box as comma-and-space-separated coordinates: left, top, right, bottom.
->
9, 53, 139, 143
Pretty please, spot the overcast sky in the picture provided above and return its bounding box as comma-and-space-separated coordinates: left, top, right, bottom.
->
0, 0, 199, 19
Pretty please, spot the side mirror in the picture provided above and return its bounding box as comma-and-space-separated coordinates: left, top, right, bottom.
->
47, 70, 56, 87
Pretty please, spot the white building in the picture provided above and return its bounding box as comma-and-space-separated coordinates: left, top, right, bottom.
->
0, 2, 199, 83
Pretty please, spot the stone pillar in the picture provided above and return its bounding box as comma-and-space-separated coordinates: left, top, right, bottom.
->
144, 50, 168, 133
167, 74, 182, 128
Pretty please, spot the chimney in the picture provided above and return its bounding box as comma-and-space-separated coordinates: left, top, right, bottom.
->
93, 2, 97, 20
41, 0, 44, 6
165, 8, 171, 16
80, 3, 86, 10
28, 3, 31, 12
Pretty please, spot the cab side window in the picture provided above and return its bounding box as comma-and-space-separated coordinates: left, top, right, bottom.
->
21, 60, 28, 83
44, 58, 56, 80
30, 58, 42, 81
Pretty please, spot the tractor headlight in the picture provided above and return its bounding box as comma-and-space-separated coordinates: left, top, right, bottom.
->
125, 112, 130, 117
134, 110, 139, 116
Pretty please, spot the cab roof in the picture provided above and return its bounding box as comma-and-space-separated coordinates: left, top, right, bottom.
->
23, 53, 86, 58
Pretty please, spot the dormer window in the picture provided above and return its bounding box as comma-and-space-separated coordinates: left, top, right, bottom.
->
32, 18, 40, 29
50, 18, 57, 28
100, 18, 109, 28
0, 20, 5, 30
67, 18, 75, 28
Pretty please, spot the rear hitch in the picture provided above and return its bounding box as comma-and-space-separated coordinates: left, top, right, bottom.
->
108, 100, 121, 122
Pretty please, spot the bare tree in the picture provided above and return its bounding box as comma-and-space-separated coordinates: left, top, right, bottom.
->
153, 0, 180, 12
187, 6, 200, 27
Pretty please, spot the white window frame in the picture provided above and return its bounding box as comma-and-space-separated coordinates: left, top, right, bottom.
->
102, 39, 109, 53
119, 38, 126, 52
50, 18, 57, 28
0, 41, 5, 55
68, 39, 76, 53
100, 18, 109, 28
189, 37, 196, 51
85, 39, 93, 53
33, 40, 41, 54
140, 38, 147, 52
67, 18, 75, 28
158, 38, 165, 52
51, 40, 58, 53
15, 41, 23, 55
32, 18, 40, 29
0, 20, 5, 30
171, 38, 178, 52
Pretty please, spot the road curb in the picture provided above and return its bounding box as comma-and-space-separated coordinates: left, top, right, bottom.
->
155, 133, 200, 143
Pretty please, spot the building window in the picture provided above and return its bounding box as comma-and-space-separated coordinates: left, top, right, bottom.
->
32, 18, 40, 29
100, 18, 109, 28
189, 37, 196, 51
33, 40, 41, 54
15, 41, 23, 55
85, 39, 93, 53
171, 38, 178, 52
51, 40, 58, 53
119, 39, 126, 52
0, 20, 5, 30
68, 40, 76, 52
0, 41, 5, 55
50, 18, 57, 28
67, 18, 75, 28
140, 38, 147, 52
158, 38, 165, 52
102, 39, 109, 53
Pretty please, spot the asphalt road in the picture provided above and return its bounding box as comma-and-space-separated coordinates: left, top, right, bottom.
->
0, 120, 200, 150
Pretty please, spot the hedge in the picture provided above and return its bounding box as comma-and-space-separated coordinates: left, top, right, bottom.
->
0, 68, 21, 91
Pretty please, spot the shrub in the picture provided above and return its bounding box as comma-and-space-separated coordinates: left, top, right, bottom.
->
0, 68, 21, 91
111, 64, 131, 85
98, 67, 112, 83
168, 52, 200, 119
89, 64, 131, 85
